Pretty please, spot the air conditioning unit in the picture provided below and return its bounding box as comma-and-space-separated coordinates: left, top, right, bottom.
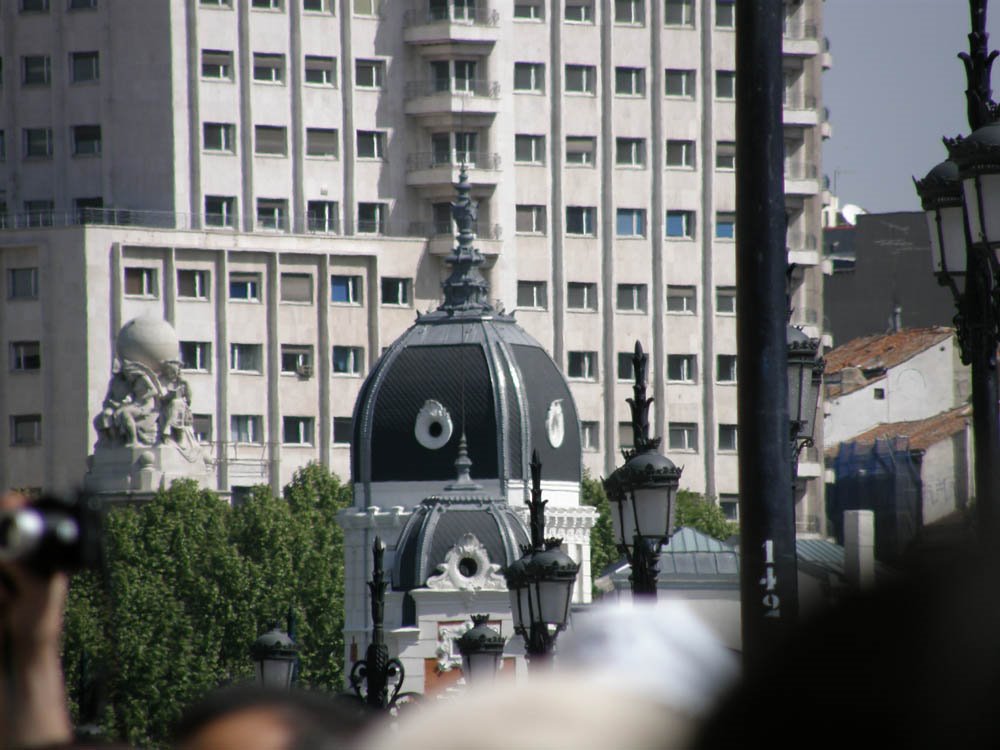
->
296, 364, 313, 378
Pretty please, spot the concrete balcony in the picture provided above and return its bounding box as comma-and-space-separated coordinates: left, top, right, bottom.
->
406, 151, 501, 188
783, 94, 819, 127
782, 22, 821, 56
403, 5, 500, 46
409, 221, 503, 258
785, 163, 821, 196
404, 79, 501, 121
786, 231, 820, 266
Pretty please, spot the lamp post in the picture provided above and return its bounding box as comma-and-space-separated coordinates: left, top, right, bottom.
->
787, 325, 824, 482
455, 614, 505, 685
504, 451, 580, 667
602, 342, 682, 598
249, 626, 299, 691
914, 0, 1000, 547
348, 537, 406, 710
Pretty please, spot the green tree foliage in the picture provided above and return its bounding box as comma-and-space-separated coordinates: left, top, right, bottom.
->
61, 464, 352, 747
675, 489, 739, 541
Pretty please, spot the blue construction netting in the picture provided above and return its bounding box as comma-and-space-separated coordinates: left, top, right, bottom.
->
827, 437, 922, 563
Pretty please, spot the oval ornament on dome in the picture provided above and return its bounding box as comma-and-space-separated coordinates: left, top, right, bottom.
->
415, 399, 453, 450
546, 399, 565, 448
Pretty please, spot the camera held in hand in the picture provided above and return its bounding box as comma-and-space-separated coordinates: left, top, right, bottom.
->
0, 492, 103, 576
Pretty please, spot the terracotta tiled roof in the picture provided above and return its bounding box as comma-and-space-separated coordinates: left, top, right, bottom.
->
825, 403, 972, 459
824, 326, 954, 397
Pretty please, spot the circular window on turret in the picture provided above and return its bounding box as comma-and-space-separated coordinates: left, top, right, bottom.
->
414, 399, 453, 450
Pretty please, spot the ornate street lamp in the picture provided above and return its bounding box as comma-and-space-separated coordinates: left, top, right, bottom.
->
504, 452, 580, 666
787, 325, 824, 477
455, 614, 506, 684
914, 0, 1000, 542
603, 342, 683, 598
348, 537, 406, 711
250, 626, 299, 690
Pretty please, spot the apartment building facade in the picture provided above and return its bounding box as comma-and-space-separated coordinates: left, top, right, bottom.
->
0, 0, 829, 531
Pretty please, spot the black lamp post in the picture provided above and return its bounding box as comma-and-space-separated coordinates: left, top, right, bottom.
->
787, 325, 824, 480
455, 614, 506, 684
250, 626, 299, 691
348, 537, 405, 710
603, 342, 683, 598
914, 0, 1000, 546
504, 451, 580, 666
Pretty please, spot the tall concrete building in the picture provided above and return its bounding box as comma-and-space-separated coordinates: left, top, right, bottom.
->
0, 0, 829, 531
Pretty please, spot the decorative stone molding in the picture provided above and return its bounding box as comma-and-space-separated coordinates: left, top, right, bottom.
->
435, 619, 472, 673
426, 533, 507, 590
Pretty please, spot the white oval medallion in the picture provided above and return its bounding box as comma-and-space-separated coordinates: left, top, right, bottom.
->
546, 399, 565, 448
415, 399, 453, 450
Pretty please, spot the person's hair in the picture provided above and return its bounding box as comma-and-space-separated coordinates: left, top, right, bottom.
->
173, 684, 369, 750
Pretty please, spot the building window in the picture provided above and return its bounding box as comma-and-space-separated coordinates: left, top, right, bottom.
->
615, 0, 644, 24
716, 140, 736, 169
230, 343, 263, 373
179, 341, 211, 371
356, 130, 385, 159
201, 50, 232, 80
380, 277, 411, 306
178, 269, 210, 299
283, 416, 315, 445
566, 206, 597, 236
229, 273, 261, 301
668, 422, 698, 451
568, 351, 598, 380
305, 128, 339, 158
514, 1, 544, 19
716, 286, 736, 314
255, 125, 287, 156
618, 422, 635, 450
565, 1, 593, 23
515, 204, 546, 234
581, 420, 600, 451
69, 0, 97, 7
331, 275, 362, 304
24, 128, 53, 158
429, 59, 477, 94
616, 209, 646, 238
200, 0, 234, 6
355, 59, 385, 88
231, 415, 263, 443
23, 200, 54, 226
615, 67, 645, 96
515, 134, 545, 164
124, 267, 158, 297
514, 62, 545, 93
665, 68, 695, 97
256, 198, 288, 230
22, 55, 51, 86
252, 0, 282, 8
667, 354, 697, 382
716, 0, 734, 28
874, 388, 886, 400
10, 341, 41, 371
716, 70, 736, 99
718, 424, 738, 451
303, 0, 327, 11
70, 51, 99, 83
281, 345, 313, 375
10, 415, 42, 446
617, 351, 638, 381
304, 55, 337, 86
357, 202, 386, 233
7, 268, 38, 300
616, 283, 648, 312
203, 123, 236, 152
20, 0, 49, 10
74, 197, 103, 223
566, 136, 596, 166
253, 53, 285, 83
615, 137, 646, 167
565, 64, 597, 94
192, 414, 212, 443
204, 196, 236, 227
716, 211, 736, 239
717, 354, 737, 382
0, 130, 5, 161
332, 345, 364, 375
665, 0, 694, 26
307, 200, 339, 233
567, 281, 598, 311
333, 416, 353, 445
666, 210, 695, 238
72, 125, 102, 156
517, 280, 547, 310
280, 272, 313, 303
666, 285, 696, 314
666, 139, 695, 168
720, 494, 739, 522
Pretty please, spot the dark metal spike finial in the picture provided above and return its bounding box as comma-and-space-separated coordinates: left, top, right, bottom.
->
527, 450, 547, 550
961, 0, 1000, 130
438, 164, 493, 313
627, 341, 659, 454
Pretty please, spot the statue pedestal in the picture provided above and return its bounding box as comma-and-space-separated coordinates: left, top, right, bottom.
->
84, 444, 215, 503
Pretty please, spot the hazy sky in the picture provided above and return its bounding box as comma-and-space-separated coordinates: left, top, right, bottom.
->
823, 0, 1000, 213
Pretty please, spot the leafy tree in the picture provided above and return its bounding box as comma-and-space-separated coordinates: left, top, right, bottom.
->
61, 464, 353, 747
581, 471, 619, 583
675, 489, 739, 541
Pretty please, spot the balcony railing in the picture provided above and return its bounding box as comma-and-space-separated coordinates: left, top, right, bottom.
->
406, 151, 502, 171
408, 221, 502, 240
404, 78, 500, 99
783, 93, 817, 110
783, 22, 818, 40
786, 231, 819, 250
785, 163, 819, 180
403, 5, 499, 27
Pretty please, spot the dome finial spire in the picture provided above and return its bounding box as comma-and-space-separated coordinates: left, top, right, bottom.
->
445, 431, 482, 491
438, 164, 493, 314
